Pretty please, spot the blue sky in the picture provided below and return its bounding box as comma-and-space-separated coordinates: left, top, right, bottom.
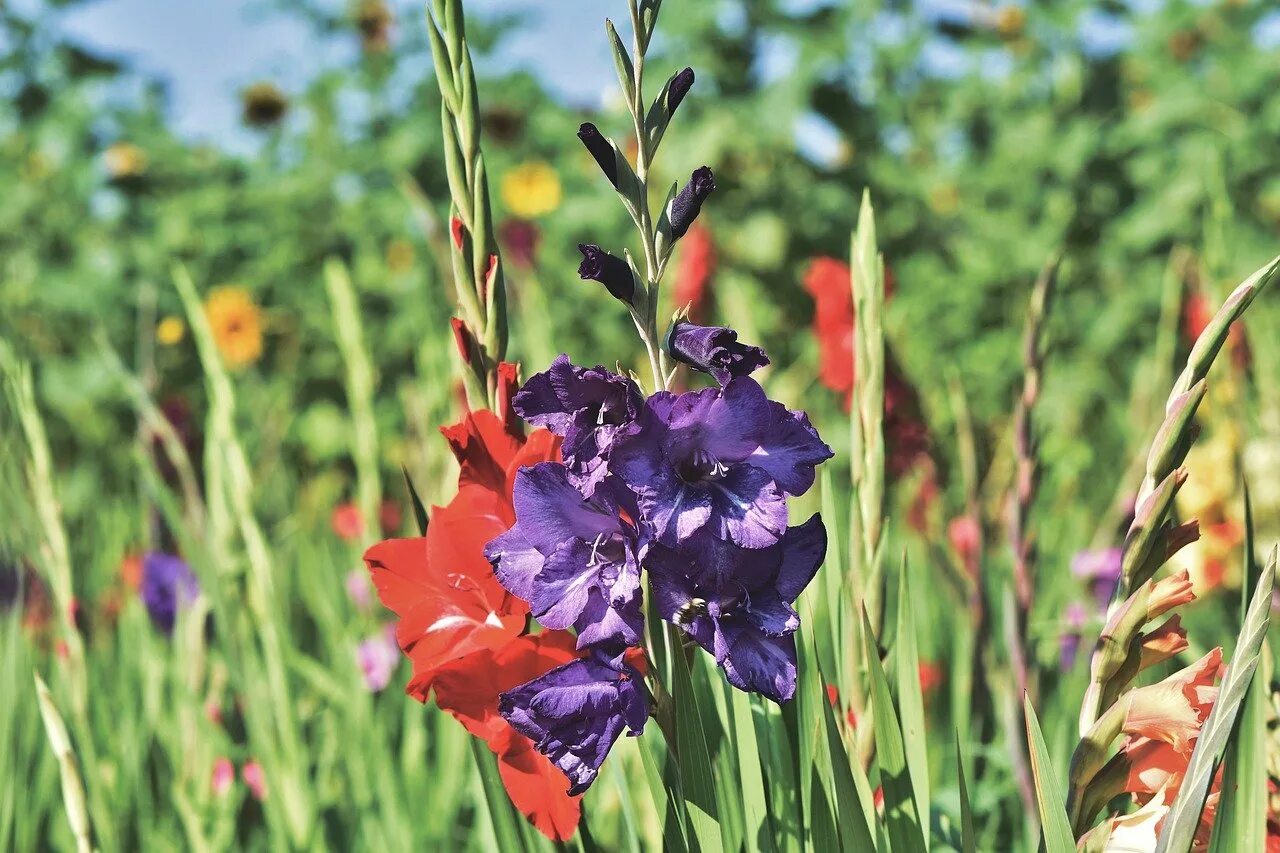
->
45, 0, 1280, 149
53, 0, 615, 143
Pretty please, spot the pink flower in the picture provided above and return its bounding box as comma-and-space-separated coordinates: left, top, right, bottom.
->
357, 628, 400, 692
212, 758, 234, 796
345, 568, 373, 611
242, 760, 268, 801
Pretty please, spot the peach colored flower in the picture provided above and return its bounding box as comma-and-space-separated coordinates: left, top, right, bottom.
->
1146, 570, 1195, 622
1122, 648, 1221, 755
1078, 784, 1170, 852
1138, 616, 1189, 671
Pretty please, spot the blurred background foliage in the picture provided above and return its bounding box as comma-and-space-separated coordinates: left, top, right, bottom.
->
4, 0, 1280, 848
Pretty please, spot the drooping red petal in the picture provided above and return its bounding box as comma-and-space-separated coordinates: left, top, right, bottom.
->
495, 730, 582, 842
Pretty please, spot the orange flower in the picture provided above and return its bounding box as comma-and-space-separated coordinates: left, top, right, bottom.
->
204, 286, 264, 369
1078, 784, 1170, 852
1122, 648, 1221, 755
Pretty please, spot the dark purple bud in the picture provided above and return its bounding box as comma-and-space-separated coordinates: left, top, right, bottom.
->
578, 244, 635, 305
577, 122, 619, 189
667, 67, 694, 115
668, 166, 715, 241
665, 320, 769, 385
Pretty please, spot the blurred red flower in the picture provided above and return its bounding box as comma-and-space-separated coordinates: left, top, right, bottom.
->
363, 380, 582, 841
672, 223, 716, 323
802, 257, 928, 476
331, 503, 365, 541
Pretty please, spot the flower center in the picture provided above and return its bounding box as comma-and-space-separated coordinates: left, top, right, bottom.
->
677, 447, 729, 483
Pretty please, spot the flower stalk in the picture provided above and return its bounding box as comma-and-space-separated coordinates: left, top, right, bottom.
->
425, 0, 507, 409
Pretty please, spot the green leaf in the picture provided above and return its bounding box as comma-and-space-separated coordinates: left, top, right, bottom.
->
401, 466, 429, 536
729, 689, 769, 853
863, 610, 926, 853
667, 630, 724, 853
895, 558, 930, 841
1022, 696, 1075, 853
1159, 548, 1277, 852
1210, 486, 1268, 852
638, 734, 690, 853
955, 734, 976, 853
468, 739, 528, 853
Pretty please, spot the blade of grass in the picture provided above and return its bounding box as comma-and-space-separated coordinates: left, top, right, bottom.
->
955, 734, 976, 853
666, 629, 723, 852
1156, 547, 1276, 853
729, 689, 769, 853
1209, 486, 1267, 852
895, 557, 930, 840
1022, 696, 1074, 853
863, 610, 926, 853
33, 674, 92, 853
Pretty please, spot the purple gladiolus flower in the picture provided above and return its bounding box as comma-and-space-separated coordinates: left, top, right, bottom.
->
665, 320, 770, 384
615, 377, 832, 548
578, 243, 636, 305
499, 648, 648, 795
486, 463, 644, 649
667, 166, 714, 240
667, 67, 694, 115
649, 515, 826, 702
513, 355, 644, 492
140, 552, 199, 634
1071, 547, 1123, 610
577, 122, 619, 189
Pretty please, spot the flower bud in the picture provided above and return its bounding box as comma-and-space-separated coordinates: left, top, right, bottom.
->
665, 320, 769, 384
577, 122, 619, 189
667, 67, 694, 115
668, 166, 715, 240
577, 244, 636, 304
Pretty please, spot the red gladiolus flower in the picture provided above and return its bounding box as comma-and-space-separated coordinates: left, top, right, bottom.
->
802, 257, 929, 476
331, 503, 365, 541
363, 396, 583, 841
672, 223, 716, 323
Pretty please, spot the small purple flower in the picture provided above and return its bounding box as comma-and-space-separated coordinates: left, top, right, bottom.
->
1059, 602, 1089, 670
499, 648, 648, 794
667, 67, 694, 115
577, 122, 618, 190
648, 515, 826, 702
513, 355, 644, 491
485, 463, 644, 649
667, 166, 714, 241
140, 552, 199, 634
578, 244, 636, 305
615, 377, 832, 548
665, 320, 770, 384
1071, 547, 1123, 611
356, 627, 400, 692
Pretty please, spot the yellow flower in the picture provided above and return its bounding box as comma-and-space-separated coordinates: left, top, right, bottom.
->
104, 142, 148, 179
156, 316, 186, 346
501, 161, 562, 218
204, 286, 264, 369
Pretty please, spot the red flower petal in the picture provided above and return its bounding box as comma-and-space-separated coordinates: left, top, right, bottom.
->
431, 632, 580, 746
495, 730, 582, 841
